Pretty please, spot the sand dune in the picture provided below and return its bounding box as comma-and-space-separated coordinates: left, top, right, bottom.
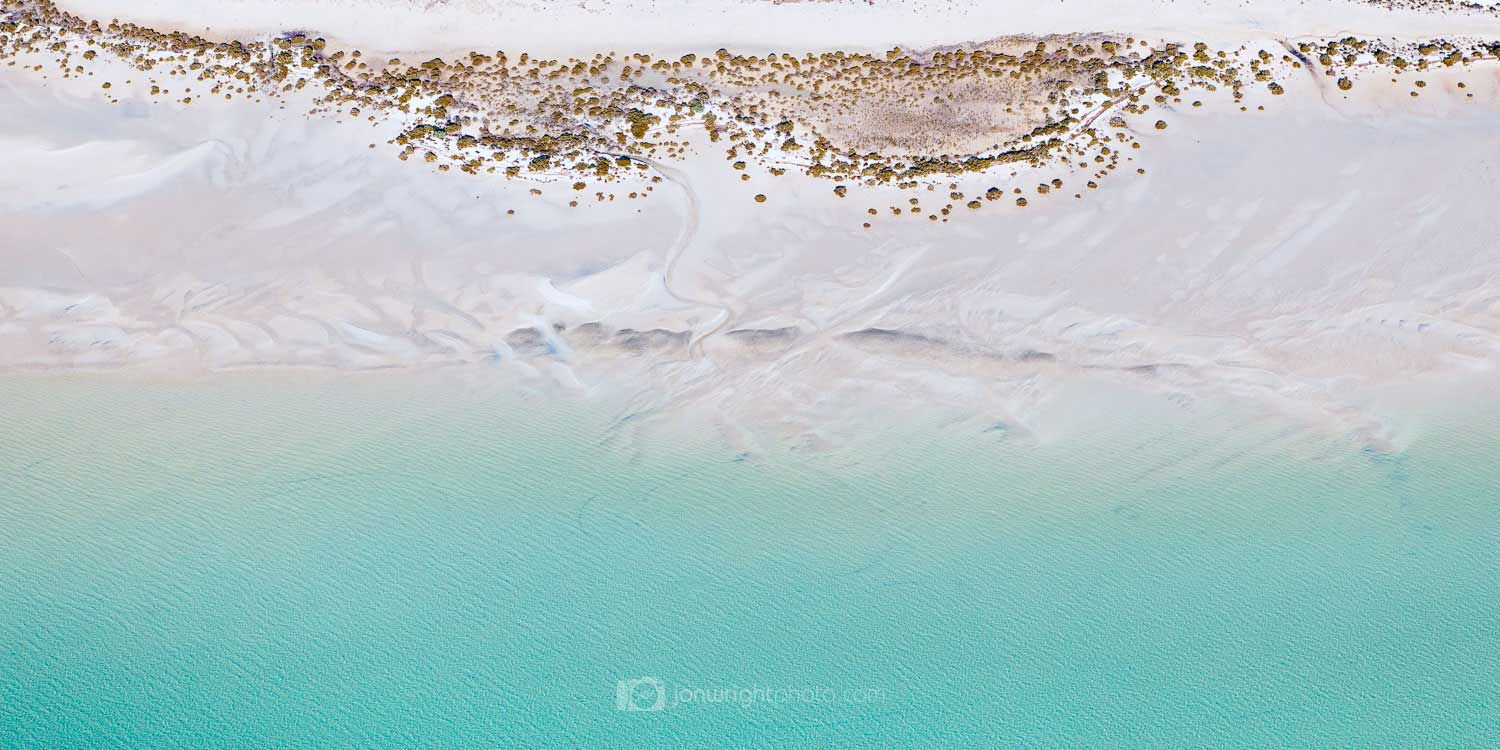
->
50, 0, 1500, 55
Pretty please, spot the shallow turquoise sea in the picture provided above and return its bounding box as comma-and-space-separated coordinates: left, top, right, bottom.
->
1, 375, 1496, 748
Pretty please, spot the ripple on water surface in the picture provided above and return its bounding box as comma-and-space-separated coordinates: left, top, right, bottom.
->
0, 374, 1497, 748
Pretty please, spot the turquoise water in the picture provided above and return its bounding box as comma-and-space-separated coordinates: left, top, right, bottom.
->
1, 375, 1497, 748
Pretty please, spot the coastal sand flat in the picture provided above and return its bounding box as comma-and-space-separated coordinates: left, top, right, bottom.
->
1, 0, 1499, 448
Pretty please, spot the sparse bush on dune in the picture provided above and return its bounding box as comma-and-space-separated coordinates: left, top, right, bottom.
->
3, 0, 1489, 227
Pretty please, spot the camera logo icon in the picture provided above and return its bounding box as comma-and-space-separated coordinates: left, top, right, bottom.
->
616, 676, 667, 712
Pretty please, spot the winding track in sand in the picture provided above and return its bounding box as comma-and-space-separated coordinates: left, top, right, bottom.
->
642, 156, 736, 359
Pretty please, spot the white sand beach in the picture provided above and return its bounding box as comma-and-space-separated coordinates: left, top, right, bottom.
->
2, 0, 1499, 447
